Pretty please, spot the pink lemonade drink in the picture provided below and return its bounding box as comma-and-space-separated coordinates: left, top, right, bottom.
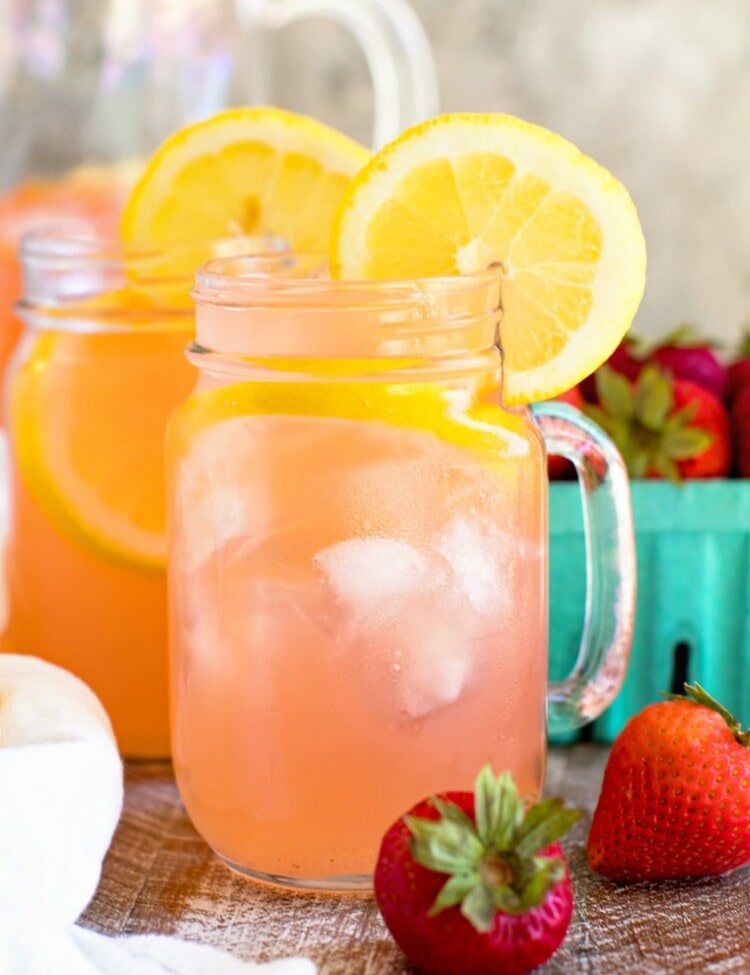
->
167, 257, 634, 891
168, 264, 545, 887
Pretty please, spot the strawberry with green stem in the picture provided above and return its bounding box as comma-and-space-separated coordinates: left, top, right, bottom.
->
648, 323, 727, 399
587, 683, 750, 882
374, 766, 581, 975
585, 362, 731, 480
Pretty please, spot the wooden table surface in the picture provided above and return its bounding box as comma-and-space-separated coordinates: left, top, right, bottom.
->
81, 744, 750, 974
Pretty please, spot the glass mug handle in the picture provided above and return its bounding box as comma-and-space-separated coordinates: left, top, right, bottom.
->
266, 0, 440, 148
532, 400, 637, 738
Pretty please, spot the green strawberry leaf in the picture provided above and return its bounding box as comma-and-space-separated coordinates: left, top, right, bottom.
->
595, 365, 636, 420
407, 769, 581, 932
648, 452, 682, 482
461, 881, 499, 932
680, 683, 750, 747
407, 813, 483, 873
492, 883, 524, 915
475, 766, 521, 849
662, 426, 712, 460
634, 365, 673, 431
429, 872, 480, 915
625, 446, 650, 479
664, 401, 698, 428
657, 322, 703, 348
519, 856, 567, 908
514, 797, 582, 857
431, 795, 479, 832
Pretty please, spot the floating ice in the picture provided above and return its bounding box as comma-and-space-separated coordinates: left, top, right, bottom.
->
438, 515, 503, 614
313, 536, 478, 722
388, 611, 473, 719
175, 418, 271, 571
313, 537, 432, 613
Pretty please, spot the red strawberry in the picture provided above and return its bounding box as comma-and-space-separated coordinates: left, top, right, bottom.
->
581, 335, 645, 402
647, 325, 727, 399
546, 384, 584, 480
374, 767, 580, 975
731, 384, 750, 476
585, 362, 731, 480
725, 330, 750, 404
587, 683, 750, 882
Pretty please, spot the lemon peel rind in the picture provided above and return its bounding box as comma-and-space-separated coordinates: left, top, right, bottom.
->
121, 106, 370, 244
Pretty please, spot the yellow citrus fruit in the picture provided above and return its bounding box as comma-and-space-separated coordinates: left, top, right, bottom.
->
10, 326, 195, 569
121, 106, 370, 249
330, 112, 646, 405
170, 371, 528, 457
14, 109, 368, 568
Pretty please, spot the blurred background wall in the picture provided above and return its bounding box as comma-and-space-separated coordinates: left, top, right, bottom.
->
4, 0, 746, 347
273, 0, 750, 349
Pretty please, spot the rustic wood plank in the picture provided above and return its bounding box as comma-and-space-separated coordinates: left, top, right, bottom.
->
80, 745, 750, 974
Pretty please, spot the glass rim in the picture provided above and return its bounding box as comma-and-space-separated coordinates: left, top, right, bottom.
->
18, 229, 289, 269
193, 252, 504, 306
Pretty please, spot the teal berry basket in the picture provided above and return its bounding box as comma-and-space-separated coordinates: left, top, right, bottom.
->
549, 479, 750, 743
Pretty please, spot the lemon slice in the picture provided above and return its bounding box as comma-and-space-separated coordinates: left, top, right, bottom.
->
330, 113, 646, 405
169, 371, 530, 456
11, 328, 195, 569
121, 106, 370, 248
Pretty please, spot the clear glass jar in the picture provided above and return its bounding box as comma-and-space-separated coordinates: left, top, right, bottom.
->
0, 232, 283, 757
167, 255, 635, 889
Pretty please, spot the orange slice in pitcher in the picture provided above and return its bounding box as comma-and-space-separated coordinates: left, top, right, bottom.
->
330, 113, 646, 405
121, 106, 370, 249
10, 326, 195, 570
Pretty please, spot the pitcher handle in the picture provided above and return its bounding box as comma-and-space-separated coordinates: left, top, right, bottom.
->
267, 0, 439, 148
532, 400, 636, 737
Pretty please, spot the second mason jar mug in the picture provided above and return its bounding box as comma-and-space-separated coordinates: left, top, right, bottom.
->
1, 231, 285, 758
167, 256, 635, 890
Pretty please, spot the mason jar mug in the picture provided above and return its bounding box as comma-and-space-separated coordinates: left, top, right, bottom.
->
0, 232, 282, 757
167, 255, 635, 889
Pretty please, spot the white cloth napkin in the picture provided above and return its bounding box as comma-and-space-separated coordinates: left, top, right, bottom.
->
0, 654, 316, 975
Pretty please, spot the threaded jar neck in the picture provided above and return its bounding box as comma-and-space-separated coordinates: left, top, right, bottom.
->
191, 254, 503, 377
16, 232, 286, 333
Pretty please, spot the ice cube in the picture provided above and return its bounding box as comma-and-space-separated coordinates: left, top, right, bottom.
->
174, 417, 271, 571
391, 610, 473, 719
313, 536, 476, 722
313, 537, 435, 613
437, 515, 505, 614
352, 605, 475, 723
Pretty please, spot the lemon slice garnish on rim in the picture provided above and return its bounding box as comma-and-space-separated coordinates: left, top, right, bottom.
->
330, 112, 646, 405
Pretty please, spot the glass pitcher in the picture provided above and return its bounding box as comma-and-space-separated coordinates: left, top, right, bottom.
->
0, 0, 438, 187
166, 255, 636, 891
